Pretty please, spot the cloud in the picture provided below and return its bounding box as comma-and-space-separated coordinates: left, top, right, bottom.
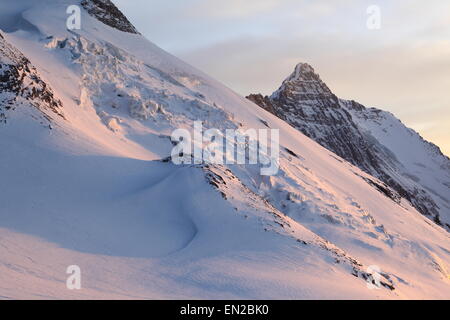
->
184, 0, 282, 19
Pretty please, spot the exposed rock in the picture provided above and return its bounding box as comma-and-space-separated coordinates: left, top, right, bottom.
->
248, 63, 449, 230
0, 35, 64, 122
81, 0, 140, 34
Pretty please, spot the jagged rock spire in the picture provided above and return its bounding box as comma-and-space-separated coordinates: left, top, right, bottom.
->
272, 62, 333, 100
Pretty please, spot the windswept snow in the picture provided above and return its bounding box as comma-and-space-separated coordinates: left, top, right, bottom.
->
0, 0, 449, 299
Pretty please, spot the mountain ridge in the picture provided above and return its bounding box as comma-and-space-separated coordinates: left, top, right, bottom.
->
248, 63, 450, 230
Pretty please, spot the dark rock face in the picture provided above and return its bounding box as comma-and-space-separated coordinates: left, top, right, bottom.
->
248, 64, 388, 178
0, 34, 64, 123
248, 63, 448, 229
81, 0, 139, 34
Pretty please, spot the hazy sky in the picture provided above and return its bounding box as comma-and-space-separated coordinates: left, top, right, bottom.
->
113, 0, 450, 156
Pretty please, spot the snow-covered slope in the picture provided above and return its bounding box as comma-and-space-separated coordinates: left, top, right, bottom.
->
0, 0, 449, 299
248, 63, 450, 231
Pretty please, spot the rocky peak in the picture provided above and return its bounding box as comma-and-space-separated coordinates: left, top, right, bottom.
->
81, 0, 139, 34
285, 63, 319, 82
272, 62, 334, 101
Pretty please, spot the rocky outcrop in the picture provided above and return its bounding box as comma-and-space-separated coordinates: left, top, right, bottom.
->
0, 33, 64, 123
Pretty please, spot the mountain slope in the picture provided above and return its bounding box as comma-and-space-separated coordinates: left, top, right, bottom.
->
248, 63, 450, 231
0, 33, 64, 124
0, 0, 449, 299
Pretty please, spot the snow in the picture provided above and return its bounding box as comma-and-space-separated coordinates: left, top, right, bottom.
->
0, 0, 449, 299
342, 102, 450, 228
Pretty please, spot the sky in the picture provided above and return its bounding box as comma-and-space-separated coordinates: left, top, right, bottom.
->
113, 0, 450, 156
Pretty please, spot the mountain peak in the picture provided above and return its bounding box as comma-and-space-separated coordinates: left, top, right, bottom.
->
285, 62, 317, 82
249, 61, 450, 231
271, 62, 333, 100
